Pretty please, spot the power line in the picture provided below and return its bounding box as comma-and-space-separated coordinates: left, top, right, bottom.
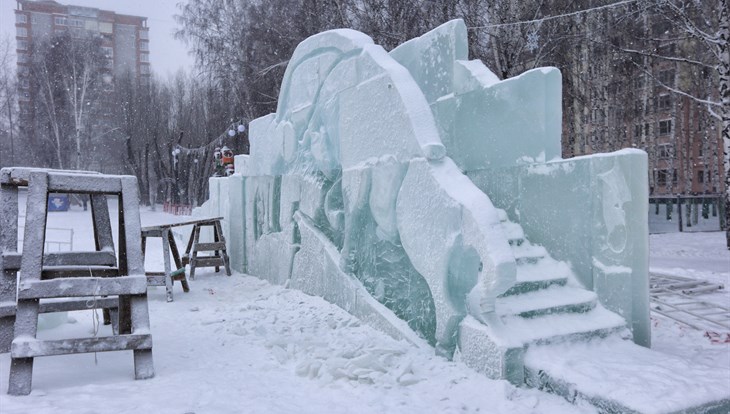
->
468, 0, 640, 30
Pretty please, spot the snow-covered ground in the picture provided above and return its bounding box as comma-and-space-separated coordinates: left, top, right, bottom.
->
0, 201, 728, 413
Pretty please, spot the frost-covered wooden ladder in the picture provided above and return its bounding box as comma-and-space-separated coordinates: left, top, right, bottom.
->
2, 168, 154, 395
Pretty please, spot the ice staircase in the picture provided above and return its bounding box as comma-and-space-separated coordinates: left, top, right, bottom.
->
492, 210, 730, 414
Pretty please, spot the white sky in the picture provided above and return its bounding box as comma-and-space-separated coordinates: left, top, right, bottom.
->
0, 0, 195, 76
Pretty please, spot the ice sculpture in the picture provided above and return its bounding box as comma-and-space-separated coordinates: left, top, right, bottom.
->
195, 20, 651, 384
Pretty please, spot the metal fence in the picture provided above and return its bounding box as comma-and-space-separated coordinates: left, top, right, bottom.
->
18, 223, 74, 252
649, 195, 725, 234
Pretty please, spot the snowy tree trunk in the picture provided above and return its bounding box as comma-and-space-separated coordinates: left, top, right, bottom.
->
716, 0, 730, 248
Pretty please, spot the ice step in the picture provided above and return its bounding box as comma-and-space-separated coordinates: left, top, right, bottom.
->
512, 243, 547, 265
501, 259, 572, 296
500, 305, 628, 346
502, 221, 525, 246
496, 286, 597, 318
524, 337, 730, 414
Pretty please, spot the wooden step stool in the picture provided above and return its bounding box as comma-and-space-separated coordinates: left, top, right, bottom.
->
2, 168, 154, 396
182, 218, 231, 279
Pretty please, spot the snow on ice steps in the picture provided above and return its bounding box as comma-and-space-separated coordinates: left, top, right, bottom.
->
524, 337, 730, 414
496, 285, 597, 318
500, 260, 571, 296
512, 243, 547, 265
500, 305, 628, 346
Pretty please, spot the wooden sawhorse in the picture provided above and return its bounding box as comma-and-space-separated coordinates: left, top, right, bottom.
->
141, 224, 190, 302
182, 217, 231, 280
1, 167, 154, 395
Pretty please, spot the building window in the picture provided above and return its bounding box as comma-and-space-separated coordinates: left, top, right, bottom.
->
16, 14, 27, 24
657, 94, 671, 111
69, 18, 84, 28
658, 69, 675, 85
139, 30, 149, 40
54, 16, 68, 26
140, 53, 149, 63
102, 46, 113, 58
634, 123, 649, 138
658, 119, 672, 135
99, 22, 113, 34
657, 170, 668, 186
139, 41, 149, 51
673, 169, 678, 184
17, 40, 28, 51
17, 53, 28, 63
658, 144, 673, 159
697, 170, 705, 184
17, 27, 27, 38
140, 65, 150, 75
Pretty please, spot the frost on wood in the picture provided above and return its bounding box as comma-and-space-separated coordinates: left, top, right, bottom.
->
192, 19, 727, 411
1, 168, 154, 395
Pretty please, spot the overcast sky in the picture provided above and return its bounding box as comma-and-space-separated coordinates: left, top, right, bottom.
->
0, 0, 195, 76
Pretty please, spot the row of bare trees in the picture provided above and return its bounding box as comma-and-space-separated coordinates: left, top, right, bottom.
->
0, 31, 244, 207
0, 1, 726, 242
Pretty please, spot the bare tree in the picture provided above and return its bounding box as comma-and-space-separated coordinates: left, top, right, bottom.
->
26, 33, 106, 170
0, 36, 17, 168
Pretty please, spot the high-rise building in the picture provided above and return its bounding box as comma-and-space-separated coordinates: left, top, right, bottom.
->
14, 0, 150, 81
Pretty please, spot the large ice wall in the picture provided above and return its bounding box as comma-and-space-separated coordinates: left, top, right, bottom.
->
194, 19, 650, 381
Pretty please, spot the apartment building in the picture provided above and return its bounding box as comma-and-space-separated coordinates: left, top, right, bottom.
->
560, 31, 725, 197
14, 0, 150, 81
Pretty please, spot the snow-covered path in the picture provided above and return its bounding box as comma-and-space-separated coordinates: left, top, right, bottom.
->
0, 203, 728, 413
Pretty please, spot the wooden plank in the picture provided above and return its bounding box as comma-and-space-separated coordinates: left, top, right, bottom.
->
42, 267, 120, 279
11, 334, 152, 358
46, 173, 122, 194
140, 217, 224, 232
91, 194, 115, 253
20, 171, 49, 281
192, 257, 226, 267
43, 251, 117, 267
162, 229, 173, 302
215, 220, 232, 276
141, 229, 163, 237
168, 230, 183, 269
0, 301, 16, 317
189, 225, 202, 280
146, 275, 166, 286
0, 167, 99, 185
0, 180, 19, 352
194, 242, 227, 251
18, 276, 148, 299
2, 252, 21, 271
3, 252, 116, 271
38, 297, 118, 313
120, 177, 144, 275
